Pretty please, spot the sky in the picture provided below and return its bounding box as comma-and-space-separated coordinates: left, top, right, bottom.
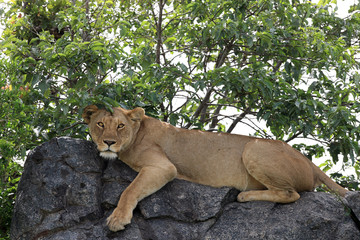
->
326, 0, 357, 17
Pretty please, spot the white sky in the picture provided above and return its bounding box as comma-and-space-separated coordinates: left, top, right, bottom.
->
327, 0, 357, 17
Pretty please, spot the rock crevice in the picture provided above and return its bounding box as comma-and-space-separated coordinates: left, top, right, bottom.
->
10, 137, 360, 240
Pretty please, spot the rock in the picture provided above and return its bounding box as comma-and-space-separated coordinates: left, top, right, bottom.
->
138, 179, 239, 222
206, 192, 359, 240
10, 137, 360, 240
346, 191, 360, 218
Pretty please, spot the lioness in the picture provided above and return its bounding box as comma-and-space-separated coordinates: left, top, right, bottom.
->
82, 105, 348, 232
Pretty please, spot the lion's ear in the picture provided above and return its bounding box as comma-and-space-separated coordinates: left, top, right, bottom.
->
82, 105, 99, 124
128, 107, 145, 122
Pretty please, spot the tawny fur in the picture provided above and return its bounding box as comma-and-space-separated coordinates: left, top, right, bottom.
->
82, 105, 348, 232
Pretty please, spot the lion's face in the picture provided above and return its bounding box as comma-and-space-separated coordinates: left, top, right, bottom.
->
82, 105, 144, 159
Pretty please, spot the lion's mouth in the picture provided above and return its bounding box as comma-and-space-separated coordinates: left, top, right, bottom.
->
99, 150, 118, 159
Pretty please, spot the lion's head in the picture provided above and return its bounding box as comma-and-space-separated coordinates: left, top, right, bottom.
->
82, 105, 145, 159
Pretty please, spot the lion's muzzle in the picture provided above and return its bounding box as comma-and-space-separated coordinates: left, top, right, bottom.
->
97, 140, 119, 159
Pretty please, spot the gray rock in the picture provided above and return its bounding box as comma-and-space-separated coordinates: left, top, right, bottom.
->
138, 179, 239, 222
346, 191, 360, 217
10, 137, 360, 240
205, 192, 359, 240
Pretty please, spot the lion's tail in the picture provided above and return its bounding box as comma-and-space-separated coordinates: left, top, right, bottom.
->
314, 164, 348, 197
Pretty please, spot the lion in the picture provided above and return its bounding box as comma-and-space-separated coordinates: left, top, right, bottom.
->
82, 105, 348, 232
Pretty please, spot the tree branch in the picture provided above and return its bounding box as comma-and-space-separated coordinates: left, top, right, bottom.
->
215, 39, 234, 68
185, 38, 236, 129
285, 131, 303, 143
155, 0, 164, 64
61, 122, 87, 132
209, 105, 222, 129
272, 60, 284, 73
184, 86, 214, 129
226, 107, 251, 133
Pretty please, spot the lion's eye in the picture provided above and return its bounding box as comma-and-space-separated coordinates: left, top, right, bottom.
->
97, 122, 104, 128
118, 123, 125, 129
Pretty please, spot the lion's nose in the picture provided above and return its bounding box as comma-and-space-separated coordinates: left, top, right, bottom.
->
103, 140, 116, 146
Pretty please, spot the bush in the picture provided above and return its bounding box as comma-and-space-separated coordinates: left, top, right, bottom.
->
0, 139, 22, 239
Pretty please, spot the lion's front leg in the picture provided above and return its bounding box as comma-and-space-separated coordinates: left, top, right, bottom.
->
107, 164, 177, 232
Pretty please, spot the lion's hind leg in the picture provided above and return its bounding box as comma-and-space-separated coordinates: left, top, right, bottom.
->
237, 164, 301, 203
237, 158, 301, 203
237, 188, 300, 203
239, 139, 310, 204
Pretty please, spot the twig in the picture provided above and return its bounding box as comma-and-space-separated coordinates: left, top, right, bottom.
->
227, 107, 252, 133
61, 122, 87, 132
285, 131, 303, 143
184, 86, 214, 129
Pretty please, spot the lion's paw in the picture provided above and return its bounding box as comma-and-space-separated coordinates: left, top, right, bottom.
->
237, 192, 250, 202
106, 209, 131, 232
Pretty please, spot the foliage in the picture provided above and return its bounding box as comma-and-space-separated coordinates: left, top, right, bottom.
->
0, 156, 20, 240
1, 0, 360, 237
